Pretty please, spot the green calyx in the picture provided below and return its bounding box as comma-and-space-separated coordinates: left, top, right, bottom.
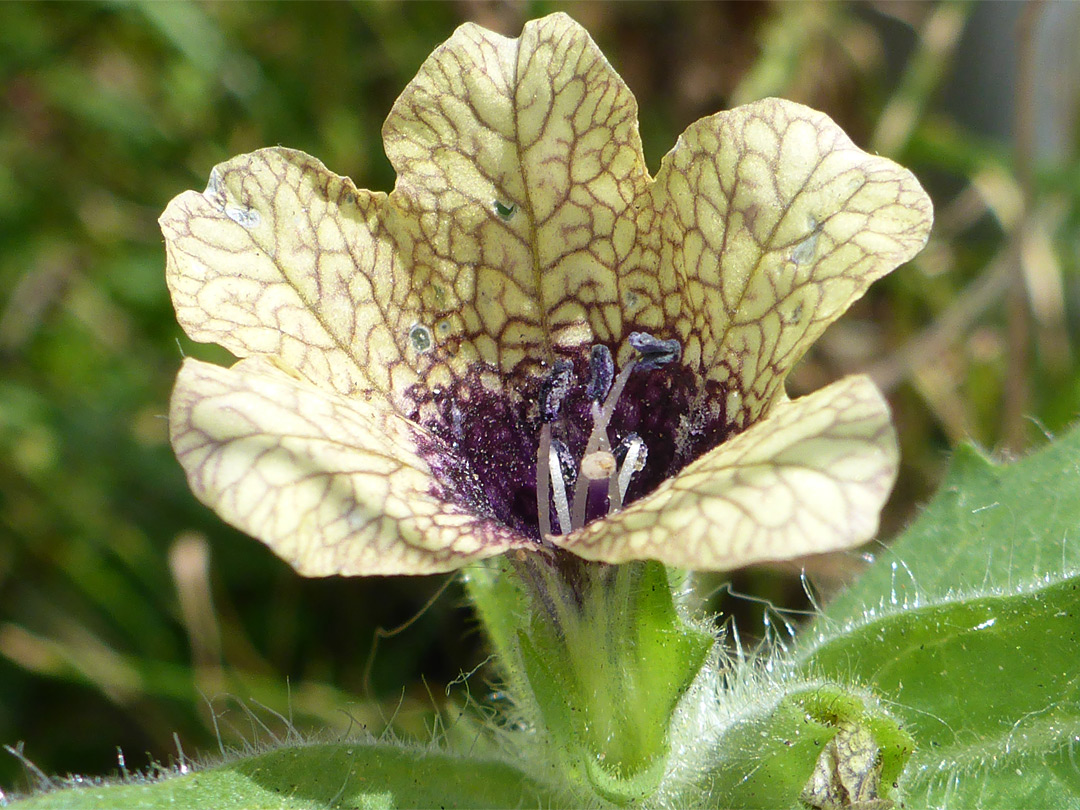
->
465, 556, 713, 804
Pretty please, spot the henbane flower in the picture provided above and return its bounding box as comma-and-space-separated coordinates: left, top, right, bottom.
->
161, 13, 932, 577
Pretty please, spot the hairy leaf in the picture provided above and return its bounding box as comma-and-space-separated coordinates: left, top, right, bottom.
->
8, 743, 560, 809
801, 424, 1080, 807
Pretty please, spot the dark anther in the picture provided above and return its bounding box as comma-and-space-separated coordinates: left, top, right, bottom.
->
628, 331, 682, 370
585, 344, 614, 402
552, 438, 578, 488
539, 360, 574, 422
613, 432, 642, 465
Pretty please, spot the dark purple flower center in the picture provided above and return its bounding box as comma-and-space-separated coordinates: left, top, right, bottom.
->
409, 338, 736, 541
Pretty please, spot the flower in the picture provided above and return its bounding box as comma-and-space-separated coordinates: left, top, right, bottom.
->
160, 13, 932, 577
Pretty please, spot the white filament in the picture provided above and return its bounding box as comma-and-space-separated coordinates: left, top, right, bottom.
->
537, 423, 553, 537
548, 441, 573, 534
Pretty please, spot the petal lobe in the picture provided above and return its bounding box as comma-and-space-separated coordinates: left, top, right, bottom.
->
556, 375, 898, 571
170, 357, 526, 576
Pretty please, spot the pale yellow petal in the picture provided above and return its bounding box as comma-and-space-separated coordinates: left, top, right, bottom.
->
162, 13, 671, 420
169, 357, 526, 576
655, 98, 933, 426
160, 15, 930, 579
384, 11, 665, 384
555, 375, 897, 570
161, 148, 422, 408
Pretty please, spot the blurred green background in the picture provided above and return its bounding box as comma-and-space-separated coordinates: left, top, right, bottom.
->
2, 0, 1079, 795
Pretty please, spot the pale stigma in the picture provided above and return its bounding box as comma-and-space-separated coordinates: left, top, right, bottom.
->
581, 450, 617, 480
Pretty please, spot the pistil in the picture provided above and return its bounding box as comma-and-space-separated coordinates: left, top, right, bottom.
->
570, 359, 637, 530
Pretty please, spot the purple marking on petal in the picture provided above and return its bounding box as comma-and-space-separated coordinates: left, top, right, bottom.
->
406, 345, 738, 540
609, 363, 728, 503
406, 422, 494, 523
410, 371, 542, 539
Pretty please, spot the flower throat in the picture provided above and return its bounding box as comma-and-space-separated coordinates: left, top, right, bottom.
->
413, 333, 731, 543
536, 333, 680, 537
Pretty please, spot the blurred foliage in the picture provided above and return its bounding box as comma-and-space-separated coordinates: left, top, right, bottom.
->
2, 0, 1079, 796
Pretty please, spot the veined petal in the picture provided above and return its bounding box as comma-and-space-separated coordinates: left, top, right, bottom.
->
170, 357, 527, 576
656, 99, 933, 427
162, 147, 435, 410
555, 375, 897, 570
384, 12, 667, 378
161, 14, 669, 423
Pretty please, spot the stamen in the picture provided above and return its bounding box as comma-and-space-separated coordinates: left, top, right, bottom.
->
537, 361, 576, 536
628, 331, 681, 370
614, 433, 647, 509
569, 332, 681, 529
552, 438, 577, 489
571, 358, 636, 530
586, 344, 614, 402
537, 423, 553, 538
548, 439, 574, 534
539, 360, 574, 422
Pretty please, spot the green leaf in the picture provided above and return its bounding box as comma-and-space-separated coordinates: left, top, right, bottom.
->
821, 429, 1080, 625
800, 577, 1080, 804
799, 424, 1080, 807
8, 742, 560, 809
